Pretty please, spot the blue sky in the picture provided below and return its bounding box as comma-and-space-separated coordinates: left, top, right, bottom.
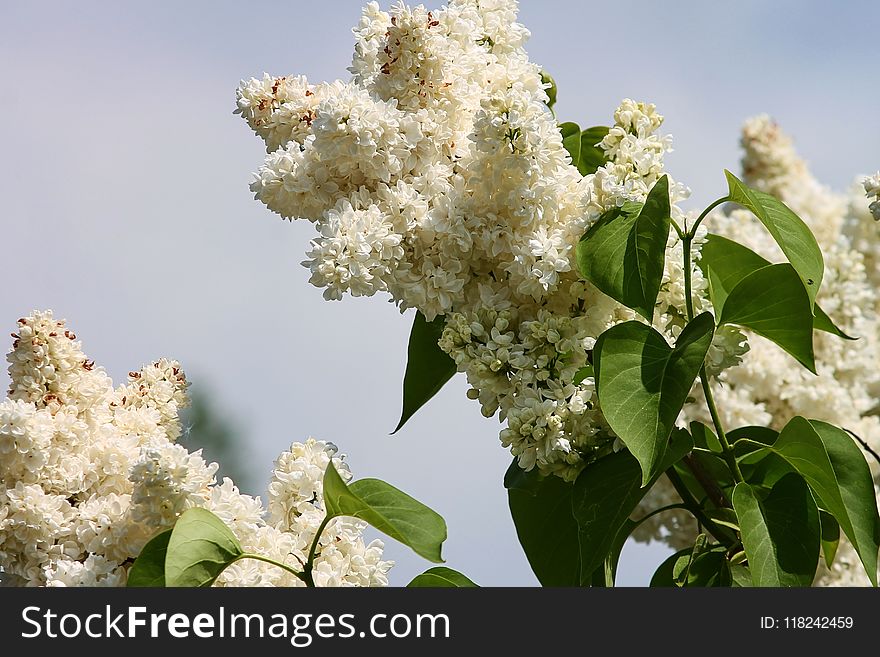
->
1, 0, 878, 586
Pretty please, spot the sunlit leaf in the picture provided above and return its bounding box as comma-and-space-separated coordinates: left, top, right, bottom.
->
594, 313, 714, 483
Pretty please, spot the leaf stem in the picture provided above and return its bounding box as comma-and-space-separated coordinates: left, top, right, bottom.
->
632, 502, 692, 529
698, 367, 744, 483
687, 196, 728, 239
302, 514, 333, 587
681, 206, 744, 485
238, 553, 308, 584
670, 218, 685, 240
682, 234, 696, 322
673, 206, 744, 529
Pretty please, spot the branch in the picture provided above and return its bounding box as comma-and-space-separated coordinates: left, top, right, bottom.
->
683, 453, 730, 508
845, 428, 880, 468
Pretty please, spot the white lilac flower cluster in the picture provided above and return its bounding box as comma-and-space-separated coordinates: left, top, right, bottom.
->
237, 0, 747, 481
0, 311, 392, 587
633, 116, 880, 586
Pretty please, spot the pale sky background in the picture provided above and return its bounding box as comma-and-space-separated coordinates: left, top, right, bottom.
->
1, 0, 878, 586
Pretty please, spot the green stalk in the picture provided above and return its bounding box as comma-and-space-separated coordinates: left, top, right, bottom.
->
688, 196, 728, 237
682, 221, 744, 484
682, 234, 696, 321
238, 553, 308, 584
698, 366, 744, 483
302, 515, 333, 588
631, 503, 692, 529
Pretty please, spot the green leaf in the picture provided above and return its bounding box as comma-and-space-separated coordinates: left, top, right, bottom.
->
573, 364, 594, 385
508, 475, 580, 586
393, 311, 456, 433
680, 449, 736, 496
812, 306, 856, 340
700, 234, 853, 339
572, 429, 693, 583
540, 71, 557, 110
690, 421, 722, 454
572, 452, 641, 582
598, 518, 637, 587
594, 312, 714, 484
705, 507, 740, 532
323, 462, 447, 563
732, 430, 794, 493
685, 545, 732, 587
730, 564, 752, 587
578, 126, 611, 176
127, 529, 171, 587
560, 122, 581, 164
744, 454, 793, 492
503, 457, 544, 495
700, 234, 772, 313
724, 170, 823, 307
730, 425, 780, 469
650, 540, 730, 587
165, 508, 243, 587
407, 567, 478, 587
576, 176, 671, 321
683, 422, 739, 492
650, 548, 692, 587
718, 263, 816, 373
732, 473, 820, 587
820, 510, 840, 568
728, 425, 779, 447
771, 417, 880, 585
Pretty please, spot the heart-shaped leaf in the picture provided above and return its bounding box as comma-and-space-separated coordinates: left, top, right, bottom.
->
323, 462, 447, 563
127, 529, 171, 587
577, 176, 671, 321
700, 234, 770, 313
508, 474, 580, 586
560, 122, 581, 164
733, 473, 820, 587
503, 457, 544, 495
165, 508, 243, 587
585, 518, 638, 587
407, 567, 478, 587
724, 170, 824, 307
770, 417, 880, 585
578, 126, 611, 176
393, 311, 456, 433
594, 312, 714, 483
718, 263, 816, 373
700, 234, 853, 339
572, 428, 693, 583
